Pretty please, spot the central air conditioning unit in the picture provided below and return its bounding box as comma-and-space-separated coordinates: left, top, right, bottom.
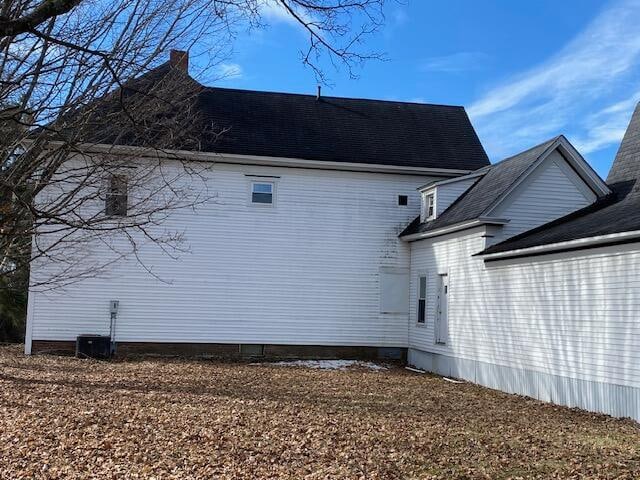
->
76, 335, 111, 359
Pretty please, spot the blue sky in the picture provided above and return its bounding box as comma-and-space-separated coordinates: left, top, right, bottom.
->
200, 0, 640, 177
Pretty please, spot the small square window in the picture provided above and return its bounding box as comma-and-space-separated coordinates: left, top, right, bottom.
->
251, 182, 274, 204
398, 195, 408, 206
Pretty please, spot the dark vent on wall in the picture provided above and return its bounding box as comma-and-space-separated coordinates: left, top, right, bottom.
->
239, 344, 264, 357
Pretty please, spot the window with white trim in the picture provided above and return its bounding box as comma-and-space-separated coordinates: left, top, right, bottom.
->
251, 181, 274, 204
425, 193, 435, 219
105, 175, 128, 217
417, 275, 427, 324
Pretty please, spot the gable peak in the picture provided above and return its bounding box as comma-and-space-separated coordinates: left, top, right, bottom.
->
607, 102, 640, 185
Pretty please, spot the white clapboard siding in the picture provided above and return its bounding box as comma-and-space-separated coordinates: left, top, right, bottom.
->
435, 176, 478, 217
489, 150, 596, 243
29, 160, 434, 347
408, 229, 640, 410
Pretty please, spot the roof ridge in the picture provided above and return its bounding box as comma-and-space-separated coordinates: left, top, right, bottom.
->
200, 85, 465, 109
489, 135, 560, 167
65, 55, 491, 172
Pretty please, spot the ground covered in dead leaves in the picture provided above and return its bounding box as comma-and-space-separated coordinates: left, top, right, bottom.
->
1, 345, 639, 479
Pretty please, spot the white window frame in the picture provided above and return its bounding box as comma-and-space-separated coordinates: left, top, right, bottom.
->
249, 180, 276, 206
105, 174, 128, 217
425, 192, 435, 220
416, 273, 427, 325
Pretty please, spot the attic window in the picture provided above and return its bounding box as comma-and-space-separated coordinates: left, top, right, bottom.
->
398, 195, 408, 206
425, 193, 435, 220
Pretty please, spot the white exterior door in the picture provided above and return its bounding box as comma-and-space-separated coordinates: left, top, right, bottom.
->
436, 274, 449, 344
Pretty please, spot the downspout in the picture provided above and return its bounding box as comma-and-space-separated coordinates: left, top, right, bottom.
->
24, 287, 36, 355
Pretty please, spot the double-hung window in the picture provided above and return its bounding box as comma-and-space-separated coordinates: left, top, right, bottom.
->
251, 181, 274, 204
105, 175, 128, 217
425, 193, 435, 219
417, 275, 427, 324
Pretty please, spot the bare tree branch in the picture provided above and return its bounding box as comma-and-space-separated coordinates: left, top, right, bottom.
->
0, 0, 385, 291
0, 0, 82, 37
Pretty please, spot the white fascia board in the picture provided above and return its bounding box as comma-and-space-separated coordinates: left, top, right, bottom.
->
400, 217, 509, 242
483, 137, 611, 217
417, 170, 484, 192
44, 142, 473, 177
479, 230, 640, 260
555, 136, 611, 196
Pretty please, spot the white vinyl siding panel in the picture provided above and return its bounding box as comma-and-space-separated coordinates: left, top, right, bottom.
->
409, 230, 640, 390
489, 151, 596, 244
435, 177, 478, 217
29, 161, 434, 348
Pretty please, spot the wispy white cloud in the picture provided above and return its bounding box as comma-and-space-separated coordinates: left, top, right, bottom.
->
572, 92, 640, 153
391, 8, 409, 27
421, 52, 489, 73
259, 0, 311, 27
382, 6, 409, 39
468, 0, 640, 163
216, 62, 243, 80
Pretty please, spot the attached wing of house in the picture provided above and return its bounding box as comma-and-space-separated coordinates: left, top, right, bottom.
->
400, 135, 611, 243
402, 104, 640, 423
480, 103, 640, 259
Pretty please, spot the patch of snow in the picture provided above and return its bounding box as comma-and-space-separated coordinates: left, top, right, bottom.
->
442, 377, 464, 384
266, 359, 389, 371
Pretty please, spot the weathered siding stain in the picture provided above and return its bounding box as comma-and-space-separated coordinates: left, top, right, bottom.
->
27, 160, 434, 350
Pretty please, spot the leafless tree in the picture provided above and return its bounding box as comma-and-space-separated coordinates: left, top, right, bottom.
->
0, 0, 385, 290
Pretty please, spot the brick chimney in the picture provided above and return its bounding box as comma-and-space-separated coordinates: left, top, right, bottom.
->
169, 50, 189, 73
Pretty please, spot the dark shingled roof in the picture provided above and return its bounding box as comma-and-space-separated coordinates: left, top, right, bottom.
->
401, 137, 559, 237
77, 60, 490, 171
482, 102, 640, 254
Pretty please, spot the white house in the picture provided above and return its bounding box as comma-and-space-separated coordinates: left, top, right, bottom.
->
26, 51, 640, 421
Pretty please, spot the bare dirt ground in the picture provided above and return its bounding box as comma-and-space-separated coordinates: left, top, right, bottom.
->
1, 345, 639, 479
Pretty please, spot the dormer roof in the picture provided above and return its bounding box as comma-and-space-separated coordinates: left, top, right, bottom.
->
402, 135, 609, 240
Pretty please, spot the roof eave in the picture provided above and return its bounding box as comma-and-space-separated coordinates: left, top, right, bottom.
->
417, 170, 485, 192
400, 217, 509, 242
478, 229, 640, 261
39, 141, 475, 176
